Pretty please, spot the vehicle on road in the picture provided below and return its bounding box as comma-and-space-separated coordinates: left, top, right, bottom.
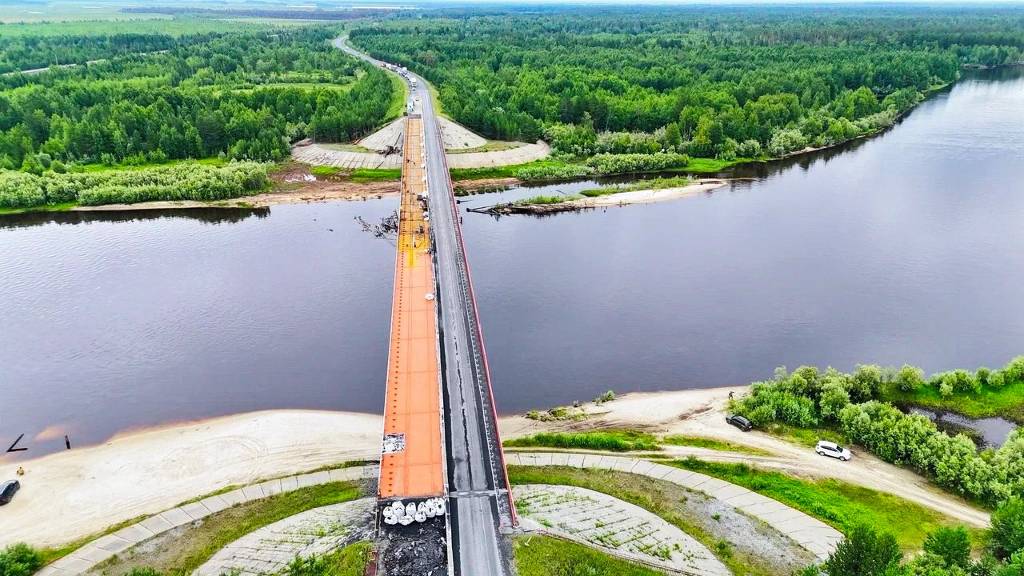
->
0, 479, 19, 505
815, 441, 852, 461
725, 414, 753, 431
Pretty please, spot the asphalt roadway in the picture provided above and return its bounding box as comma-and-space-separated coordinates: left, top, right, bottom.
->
336, 37, 514, 576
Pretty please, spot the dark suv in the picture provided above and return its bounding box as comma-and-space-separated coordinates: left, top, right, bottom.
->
725, 414, 753, 431
0, 480, 20, 505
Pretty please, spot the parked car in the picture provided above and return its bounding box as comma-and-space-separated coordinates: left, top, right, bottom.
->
815, 441, 852, 461
725, 414, 753, 431
0, 480, 19, 505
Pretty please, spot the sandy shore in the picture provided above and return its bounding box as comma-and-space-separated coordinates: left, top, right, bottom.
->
578, 179, 728, 207
1, 386, 988, 549
484, 179, 728, 215
0, 410, 382, 548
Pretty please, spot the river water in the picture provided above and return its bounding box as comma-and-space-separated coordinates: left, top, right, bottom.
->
2, 67, 1022, 458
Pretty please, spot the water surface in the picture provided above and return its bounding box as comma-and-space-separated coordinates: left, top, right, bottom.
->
2, 67, 1022, 458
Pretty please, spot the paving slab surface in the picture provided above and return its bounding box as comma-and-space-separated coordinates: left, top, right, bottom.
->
38, 465, 379, 576
515, 484, 730, 576
437, 117, 486, 149
509, 452, 843, 560
193, 498, 375, 576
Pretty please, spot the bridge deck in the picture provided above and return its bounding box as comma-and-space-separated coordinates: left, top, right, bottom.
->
378, 116, 445, 500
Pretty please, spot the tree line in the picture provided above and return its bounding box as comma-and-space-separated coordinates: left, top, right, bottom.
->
351, 7, 1023, 160
0, 26, 397, 170
731, 357, 1024, 507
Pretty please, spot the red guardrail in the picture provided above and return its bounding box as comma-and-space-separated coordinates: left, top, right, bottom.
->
432, 114, 519, 527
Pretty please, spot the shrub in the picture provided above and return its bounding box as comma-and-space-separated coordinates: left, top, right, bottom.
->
923, 526, 972, 568
0, 162, 269, 209
895, 365, 925, 392
850, 364, 884, 402
823, 525, 901, 576
0, 171, 45, 208
1005, 357, 1024, 385
583, 152, 689, 175
0, 544, 42, 576
736, 138, 762, 158
819, 380, 851, 421
990, 371, 1007, 388
504, 430, 659, 452
513, 163, 594, 181
991, 498, 1024, 560
766, 128, 807, 157
736, 358, 1024, 506
938, 370, 981, 395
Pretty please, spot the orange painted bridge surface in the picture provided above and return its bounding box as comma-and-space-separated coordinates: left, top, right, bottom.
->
378, 116, 445, 499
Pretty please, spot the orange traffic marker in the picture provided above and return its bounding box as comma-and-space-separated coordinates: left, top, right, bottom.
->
378, 117, 445, 499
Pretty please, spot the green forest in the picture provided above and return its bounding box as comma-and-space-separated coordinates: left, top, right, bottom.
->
0, 26, 396, 171
351, 7, 1024, 160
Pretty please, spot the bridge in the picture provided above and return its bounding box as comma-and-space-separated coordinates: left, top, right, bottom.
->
336, 38, 517, 575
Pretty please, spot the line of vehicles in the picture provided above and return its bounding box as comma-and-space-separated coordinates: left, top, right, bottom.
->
725, 414, 853, 462
380, 62, 417, 87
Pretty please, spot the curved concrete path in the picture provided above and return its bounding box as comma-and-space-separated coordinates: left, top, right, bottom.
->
515, 484, 729, 576
35, 464, 379, 576
194, 498, 375, 576
509, 452, 843, 560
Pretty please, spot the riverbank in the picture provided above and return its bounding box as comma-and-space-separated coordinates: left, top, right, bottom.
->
2, 386, 989, 550
72, 181, 400, 212
0, 163, 401, 216
478, 178, 728, 215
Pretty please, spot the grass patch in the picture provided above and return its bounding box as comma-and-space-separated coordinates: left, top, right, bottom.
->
516, 194, 579, 206
505, 430, 660, 452
881, 380, 1024, 423
350, 168, 401, 183
680, 157, 751, 174
36, 515, 148, 565
509, 466, 783, 576
578, 175, 693, 198
671, 458, 978, 552
514, 534, 663, 576
310, 165, 343, 178
0, 201, 77, 215
446, 140, 522, 154
762, 423, 849, 449
307, 166, 400, 182
283, 541, 373, 576
427, 83, 447, 118
449, 159, 574, 181
93, 481, 363, 576
661, 435, 772, 456
386, 73, 409, 122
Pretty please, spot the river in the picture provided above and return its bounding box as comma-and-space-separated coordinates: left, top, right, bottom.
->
1, 67, 1022, 458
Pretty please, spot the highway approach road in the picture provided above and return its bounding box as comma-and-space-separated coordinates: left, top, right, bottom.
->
336, 37, 515, 576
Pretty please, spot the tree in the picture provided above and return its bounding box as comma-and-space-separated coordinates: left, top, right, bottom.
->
896, 365, 925, 392
991, 498, 1024, 560
824, 525, 901, 576
923, 527, 971, 568
663, 122, 682, 151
